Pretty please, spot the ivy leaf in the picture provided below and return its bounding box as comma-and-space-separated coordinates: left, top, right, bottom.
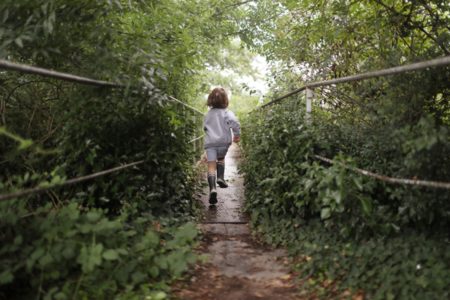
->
149, 266, 160, 278
14, 37, 23, 48
151, 291, 167, 300
353, 176, 363, 191
0, 270, 14, 285
102, 249, 119, 261
321, 207, 331, 220
86, 211, 102, 223
359, 196, 373, 216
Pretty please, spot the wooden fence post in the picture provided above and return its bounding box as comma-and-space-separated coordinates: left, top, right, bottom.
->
306, 87, 313, 123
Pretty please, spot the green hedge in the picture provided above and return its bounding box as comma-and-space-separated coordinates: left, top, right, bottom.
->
241, 91, 450, 298
0, 0, 232, 298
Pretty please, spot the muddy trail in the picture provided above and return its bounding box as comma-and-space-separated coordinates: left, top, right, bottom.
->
173, 144, 300, 300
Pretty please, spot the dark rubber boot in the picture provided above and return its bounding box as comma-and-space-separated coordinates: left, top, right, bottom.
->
208, 174, 217, 204
216, 163, 228, 188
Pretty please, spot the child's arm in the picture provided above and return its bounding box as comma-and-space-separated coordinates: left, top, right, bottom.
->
226, 111, 241, 142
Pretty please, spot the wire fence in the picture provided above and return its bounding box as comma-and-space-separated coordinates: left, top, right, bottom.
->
256, 56, 450, 190
261, 55, 450, 108
0, 161, 145, 202
0, 59, 122, 87
6, 55, 448, 196
314, 155, 450, 190
0, 59, 205, 201
167, 96, 205, 162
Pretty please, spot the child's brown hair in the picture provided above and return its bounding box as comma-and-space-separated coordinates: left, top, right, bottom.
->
207, 87, 229, 108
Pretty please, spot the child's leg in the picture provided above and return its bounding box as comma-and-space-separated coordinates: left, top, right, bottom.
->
216, 159, 228, 188
216, 147, 229, 188
208, 161, 217, 174
205, 148, 218, 204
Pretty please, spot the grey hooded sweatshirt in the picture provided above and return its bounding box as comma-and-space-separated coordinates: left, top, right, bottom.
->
203, 108, 240, 149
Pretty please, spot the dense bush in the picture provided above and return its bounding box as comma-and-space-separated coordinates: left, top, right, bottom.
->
0, 0, 248, 298
240, 1, 450, 298
251, 216, 450, 300
0, 201, 197, 299
0, 82, 200, 299
241, 91, 450, 298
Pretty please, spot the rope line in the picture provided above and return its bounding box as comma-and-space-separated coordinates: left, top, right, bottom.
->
0, 59, 205, 116
189, 134, 205, 143
0, 160, 145, 202
0, 60, 206, 201
261, 87, 306, 108
168, 96, 205, 116
314, 155, 450, 190
0, 59, 122, 87
261, 55, 450, 108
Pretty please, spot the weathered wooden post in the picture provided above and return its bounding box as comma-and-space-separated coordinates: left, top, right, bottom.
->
306, 87, 313, 123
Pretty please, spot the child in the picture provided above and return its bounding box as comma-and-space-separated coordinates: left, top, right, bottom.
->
203, 87, 241, 205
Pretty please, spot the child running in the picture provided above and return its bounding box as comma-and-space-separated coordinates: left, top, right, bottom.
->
203, 87, 241, 205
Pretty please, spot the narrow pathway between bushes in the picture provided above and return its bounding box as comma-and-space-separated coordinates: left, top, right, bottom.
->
173, 144, 299, 300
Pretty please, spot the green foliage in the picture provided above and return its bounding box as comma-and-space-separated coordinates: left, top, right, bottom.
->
242, 0, 450, 76
0, 0, 254, 298
0, 200, 198, 299
242, 96, 450, 298
192, 37, 265, 118
240, 2, 450, 298
2, 0, 448, 298
253, 217, 450, 300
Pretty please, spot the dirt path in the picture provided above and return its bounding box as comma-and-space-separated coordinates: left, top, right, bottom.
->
173, 144, 299, 300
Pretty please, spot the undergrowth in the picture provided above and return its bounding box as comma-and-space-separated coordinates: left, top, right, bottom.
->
252, 216, 450, 300
0, 201, 198, 300
0, 87, 203, 299
241, 81, 450, 299
0, 1, 214, 299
